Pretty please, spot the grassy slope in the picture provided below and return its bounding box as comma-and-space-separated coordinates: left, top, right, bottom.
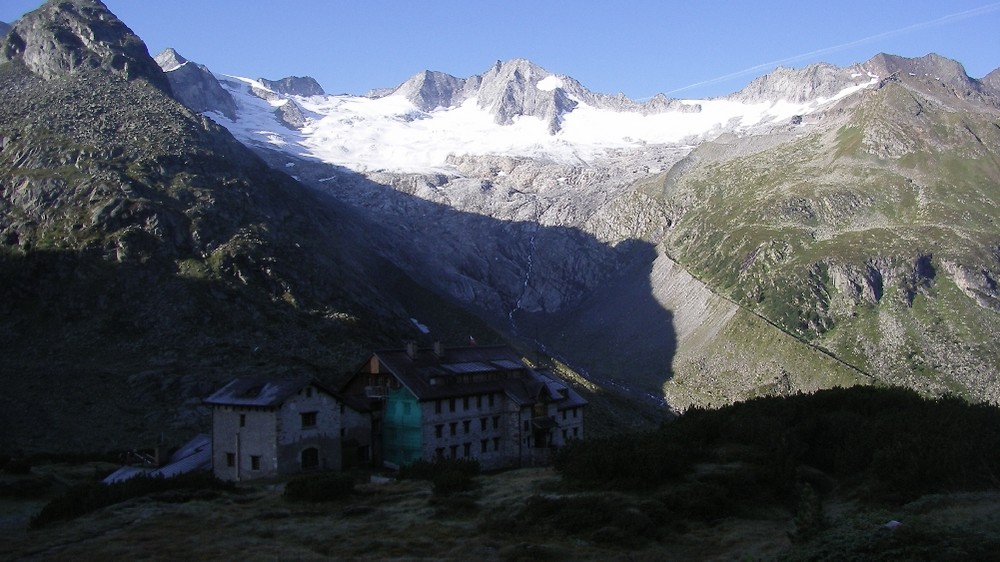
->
6, 387, 1000, 560
665, 305, 870, 410
659, 80, 1000, 403
6, 468, 997, 560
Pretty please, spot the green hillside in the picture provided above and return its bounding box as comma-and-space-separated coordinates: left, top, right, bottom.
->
660, 77, 1000, 402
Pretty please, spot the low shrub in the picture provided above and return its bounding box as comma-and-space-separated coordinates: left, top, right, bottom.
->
283, 471, 354, 502
428, 491, 479, 517
399, 458, 480, 481
432, 469, 475, 496
552, 432, 692, 490
554, 386, 1000, 507
30, 471, 229, 529
513, 494, 660, 546
4, 458, 32, 475
654, 481, 733, 521
0, 476, 52, 498
788, 483, 826, 543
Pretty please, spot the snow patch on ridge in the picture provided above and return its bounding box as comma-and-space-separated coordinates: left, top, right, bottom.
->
206, 75, 309, 156
537, 75, 564, 91
161, 60, 187, 72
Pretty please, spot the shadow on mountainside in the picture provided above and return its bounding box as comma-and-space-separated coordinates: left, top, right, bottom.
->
0, 62, 506, 453
0, 0, 675, 454
0, 248, 394, 453
258, 150, 678, 408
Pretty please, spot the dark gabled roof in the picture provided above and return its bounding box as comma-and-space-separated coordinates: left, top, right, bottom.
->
361, 345, 587, 408
535, 369, 588, 409
203, 375, 338, 407
368, 345, 528, 401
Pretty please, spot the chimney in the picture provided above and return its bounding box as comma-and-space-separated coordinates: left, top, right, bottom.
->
154, 445, 170, 467
154, 432, 169, 467
405, 341, 418, 359
433, 341, 446, 358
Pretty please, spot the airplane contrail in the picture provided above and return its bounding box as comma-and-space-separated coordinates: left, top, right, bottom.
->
662, 2, 1000, 97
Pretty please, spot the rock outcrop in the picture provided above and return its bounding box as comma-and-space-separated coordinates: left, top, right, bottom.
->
274, 99, 306, 128
259, 75, 324, 97
729, 62, 868, 104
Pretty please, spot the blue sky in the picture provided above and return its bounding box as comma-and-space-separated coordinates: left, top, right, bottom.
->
3, 1, 999, 99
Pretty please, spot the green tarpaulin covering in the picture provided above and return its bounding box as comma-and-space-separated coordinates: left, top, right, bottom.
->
383, 386, 422, 465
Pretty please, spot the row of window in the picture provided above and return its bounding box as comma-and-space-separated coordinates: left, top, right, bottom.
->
236, 411, 322, 430
223, 448, 322, 471
435, 437, 502, 460
434, 415, 501, 438
520, 422, 580, 441
224, 452, 261, 471
560, 407, 581, 421
433, 393, 501, 415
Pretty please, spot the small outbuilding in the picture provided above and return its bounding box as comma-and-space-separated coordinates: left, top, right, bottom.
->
102, 434, 212, 484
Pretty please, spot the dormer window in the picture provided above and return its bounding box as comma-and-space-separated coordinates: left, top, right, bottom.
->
301, 411, 317, 428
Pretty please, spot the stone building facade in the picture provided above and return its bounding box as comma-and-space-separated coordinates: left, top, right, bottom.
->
205, 376, 366, 481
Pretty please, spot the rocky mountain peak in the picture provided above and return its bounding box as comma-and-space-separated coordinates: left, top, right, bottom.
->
982, 67, 1000, 97
475, 58, 581, 133
483, 58, 547, 80
863, 52, 996, 107
154, 47, 237, 119
866, 52, 982, 91
390, 69, 471, 111
865, 52, 971, 83
153, 46, 186, 71
729, 62, 867, 104
258, 75, 325, 97
0, 0, 171, 95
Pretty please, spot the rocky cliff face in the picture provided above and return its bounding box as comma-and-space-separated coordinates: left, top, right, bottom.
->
390, 69, 475, 110
155, 48, 237, 119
